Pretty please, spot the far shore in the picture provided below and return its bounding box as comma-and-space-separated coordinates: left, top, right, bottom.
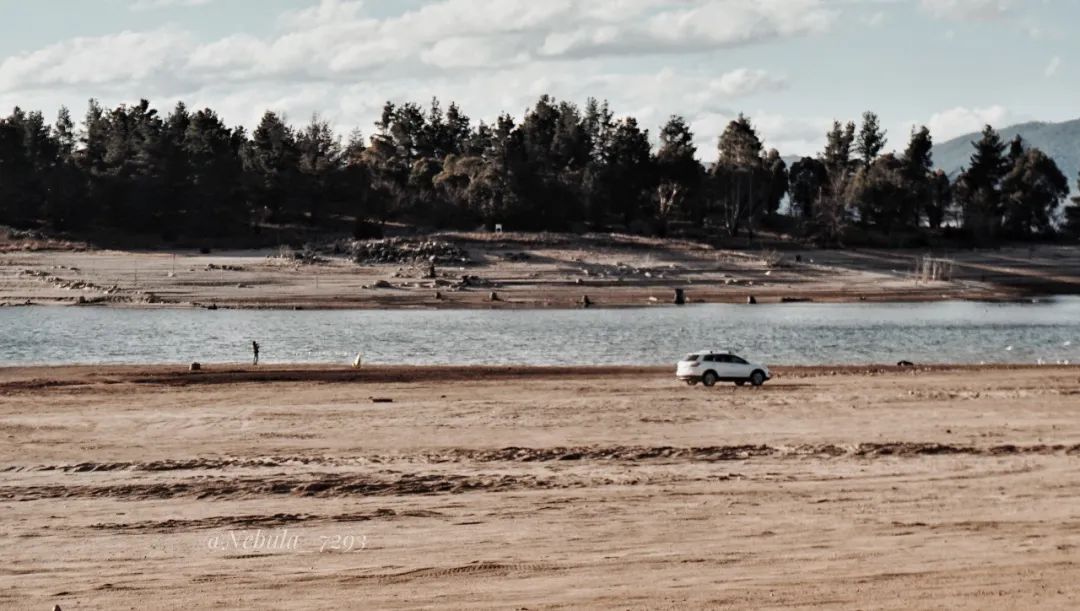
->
2, 234, 1079, 310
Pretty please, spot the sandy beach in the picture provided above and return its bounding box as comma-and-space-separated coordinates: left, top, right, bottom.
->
3, 233, 1080, 309
2, 364, 1079, 609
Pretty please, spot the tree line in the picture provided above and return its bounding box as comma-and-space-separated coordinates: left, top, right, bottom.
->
0, 97, 1077, 245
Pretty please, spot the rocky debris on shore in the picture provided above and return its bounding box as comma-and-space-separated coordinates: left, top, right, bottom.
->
5, 227, 48, 241
435, 274, 495, 291
364, 273, 495, 292
761, 250, 787, 268
0, 226, 87, 252
18, 269, 124, 297
571, 261, 689, 282
205, 263, 245, 272
347, 238, 470, 265
268, 246, 328, 266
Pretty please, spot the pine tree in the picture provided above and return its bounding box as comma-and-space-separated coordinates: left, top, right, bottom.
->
444, 102, 471, 156
297, 114, 342, 223
184, 108, 245, 235
718, 114, 763, 168
856, 111, 887, 168
605, 117, 652, 227
43, 106, 82, 229
0, 116, 33, 225
1001, 147, 1068, 237
54, 106, 76, 161
243, 111, 299, 223
901, 126, 934, 228
926, 170, 952, 230
788, 157, 827, 220
817, 120, 857, 240
655, 115, 702, 223
850, 153, 907, 231
955, 125, 1009, 239
1007, 134, 1025, 164
823, 120, 856, 178
714, 115, 768, 237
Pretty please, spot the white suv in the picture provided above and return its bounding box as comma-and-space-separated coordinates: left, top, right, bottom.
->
677, 351, 772, 387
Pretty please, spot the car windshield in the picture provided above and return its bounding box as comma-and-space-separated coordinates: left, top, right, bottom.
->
682, 354, 699, 362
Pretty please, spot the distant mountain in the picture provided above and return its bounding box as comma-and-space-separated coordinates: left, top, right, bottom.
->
931, 119, 1080, 189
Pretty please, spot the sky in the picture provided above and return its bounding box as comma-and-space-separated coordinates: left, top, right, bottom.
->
0, 0, 1075, 157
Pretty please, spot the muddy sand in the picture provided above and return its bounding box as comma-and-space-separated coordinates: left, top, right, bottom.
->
2, 364, 1079, 609
3, 233, 1079, 309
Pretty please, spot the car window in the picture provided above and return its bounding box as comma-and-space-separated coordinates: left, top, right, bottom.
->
703, 355, 717, 362
731, 356, 748, 365
715, 355, 732, 363
683, 354, 699, 362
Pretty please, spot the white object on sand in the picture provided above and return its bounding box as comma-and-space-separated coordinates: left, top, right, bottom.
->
352, 353, 363, 368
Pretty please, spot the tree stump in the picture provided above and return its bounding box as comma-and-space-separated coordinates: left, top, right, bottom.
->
189, 362, 202, 372
747, 295, 757, 304
581, 295, 592, 308
673, 288, 686, 305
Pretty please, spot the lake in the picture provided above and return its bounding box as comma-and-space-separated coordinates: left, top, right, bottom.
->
2, 299, 1079, 366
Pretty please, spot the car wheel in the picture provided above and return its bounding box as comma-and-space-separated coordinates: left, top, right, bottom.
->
702, 371, 718, 387
750, 371, 766, 387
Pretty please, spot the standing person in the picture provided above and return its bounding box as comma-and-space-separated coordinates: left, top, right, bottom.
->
252, 340, 260, 366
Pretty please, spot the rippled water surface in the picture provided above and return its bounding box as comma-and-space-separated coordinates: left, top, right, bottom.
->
2, 299, 1079, 366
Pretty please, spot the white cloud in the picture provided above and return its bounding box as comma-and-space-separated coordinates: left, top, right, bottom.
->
0, 0, 825, 130
712, 69, 788, 98
420, 36, 532, 69
542, 0, 833, 58
926, 105, 1012, 141
0, 0, 1053, 164
0, 29, 192, 91
919, 0, 1012, 21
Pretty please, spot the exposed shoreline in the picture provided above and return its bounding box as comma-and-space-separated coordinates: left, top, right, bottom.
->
2, 235, 1078, 310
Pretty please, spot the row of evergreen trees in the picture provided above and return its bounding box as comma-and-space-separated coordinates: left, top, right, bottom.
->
0, 97, 1076, 243
788, 114, 1076, 242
